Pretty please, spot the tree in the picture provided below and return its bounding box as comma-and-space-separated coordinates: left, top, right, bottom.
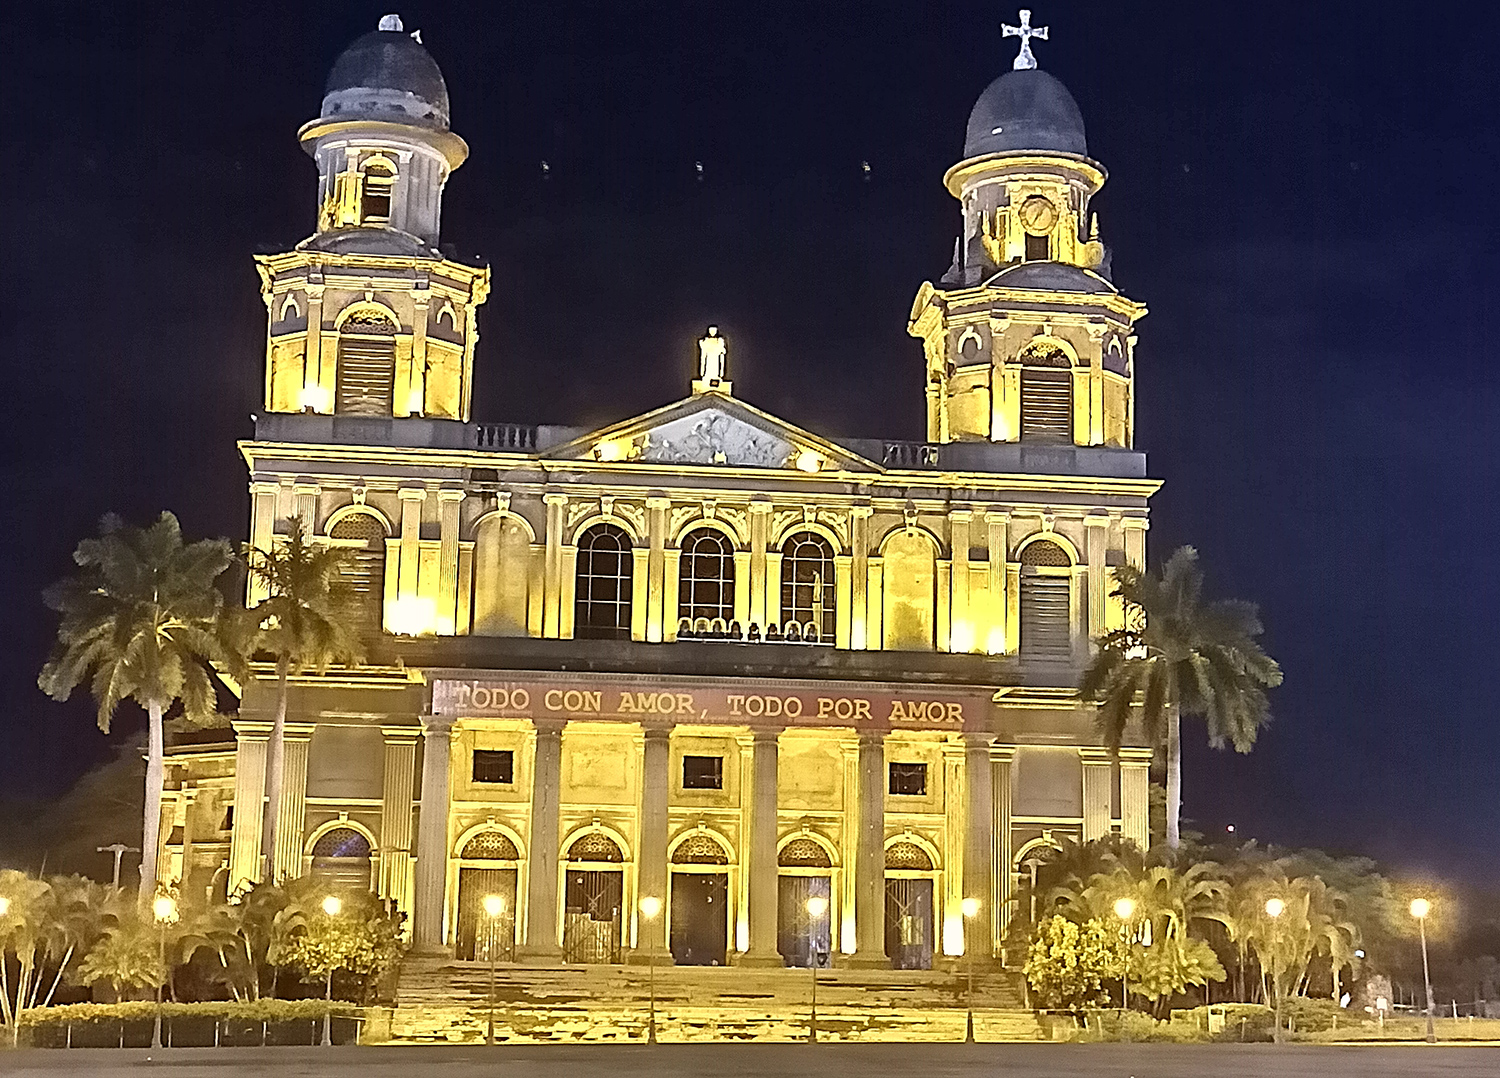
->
242, 519, 363, 882
38, 513, 247, 903
1024, 915, 1121, 1012
77, 914, 165, 1000
1081, 546, 1282, 848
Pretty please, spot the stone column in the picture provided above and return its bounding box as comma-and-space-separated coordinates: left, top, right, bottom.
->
1122, 516, 1148, 571
398, 487, 426, 603
436, 489, 465, 635
521, 720, 565, 961
1081, 747, 1113, 842
304, 283, 325, 402
851, 506, 872, 649
1120, 748, 1153, 851
248, 483, 280, 605
228, 725, 268, 892
851, 731, 889, 967
987, 512, 1009, 653
740, 729, 782, 966
412, 716, 453, 954
293, 484, 320, 533
380, 728, 420, 915
963, 734, 995, 962
950, 509, 973, 652
408, 293, 430, 415
272, 727, 312, 883
748, 499, 770, 630
991, 745, 1016, 951
634, 727, 672, 960
1085, 513, 1110, 643
645, 496, 669, 642
542, 493, 567, 638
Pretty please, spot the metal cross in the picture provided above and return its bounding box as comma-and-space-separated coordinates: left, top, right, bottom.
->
1002, 9, 1049, 70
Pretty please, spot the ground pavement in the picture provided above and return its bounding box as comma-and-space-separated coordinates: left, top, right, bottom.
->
2, 1042, 1498, 1078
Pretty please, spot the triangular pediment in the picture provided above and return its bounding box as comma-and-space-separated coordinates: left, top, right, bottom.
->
543, 393, 879, 472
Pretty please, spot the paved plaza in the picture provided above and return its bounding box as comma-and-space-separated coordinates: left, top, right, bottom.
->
2, 1043, 1499, 1078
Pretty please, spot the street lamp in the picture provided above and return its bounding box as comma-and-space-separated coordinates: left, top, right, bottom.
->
961, 897, 981, 1043
320, 895, 342, 1046
1112, 896, 1136, 1042
1411, 898, 1436, 1044
806, 895, 829, 1043
151, 894, 178, 1049
482, 894, 506, 1045
0, 896, 10, 917
1264, 897, 1285, 1044
639, 896, 662, 1044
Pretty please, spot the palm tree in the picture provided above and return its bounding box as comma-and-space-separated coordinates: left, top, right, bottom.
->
39, 513, 246, 904
243, 518, 363, 882
1080, 546, 1282, 848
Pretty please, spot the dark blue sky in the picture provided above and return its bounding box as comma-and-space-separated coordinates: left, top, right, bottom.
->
2, 3, 1495, 879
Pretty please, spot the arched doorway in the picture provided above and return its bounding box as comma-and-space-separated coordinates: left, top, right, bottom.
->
777, 837, 834, 968
562, 832, 624, 964
884, 840, 936, 970
309, 827, 373, 891
669, 833, 730, 966
455, 831, 519, 962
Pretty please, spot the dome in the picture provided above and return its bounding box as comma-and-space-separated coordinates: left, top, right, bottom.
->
321, 17, 450, 130
963, 69, 1086, 158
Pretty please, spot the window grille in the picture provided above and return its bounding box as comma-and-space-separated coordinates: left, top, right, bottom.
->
461, 831, 519, 860
885, 841, 934, 871
780, 531, 835, 642
778, 838, 833, 868
678, 528, 736, 625
672, 834, 729, 865
567, 832, 623, 863
311, 827, 370, 859
574, 523, 633, 639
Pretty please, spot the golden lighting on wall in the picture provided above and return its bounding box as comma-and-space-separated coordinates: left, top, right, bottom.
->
594, 440, 626, 463
985, 627, 1005, 655
950, 621, 975, 654
299, 385, 332, 413
795, 449, 822, 473
387, 595, 438, 637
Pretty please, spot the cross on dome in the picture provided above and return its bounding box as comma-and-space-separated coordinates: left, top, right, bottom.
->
1002, 9, 1049, 71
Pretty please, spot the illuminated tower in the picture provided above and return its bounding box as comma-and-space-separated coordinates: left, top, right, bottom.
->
908, 12, 1146, 448
256, 14, 489, 421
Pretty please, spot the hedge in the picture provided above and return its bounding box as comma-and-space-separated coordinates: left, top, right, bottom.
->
18, 999, 360, 1027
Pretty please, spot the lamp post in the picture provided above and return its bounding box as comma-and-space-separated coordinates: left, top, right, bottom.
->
151, 894, 178, 1049
639, 896, 662, 1044
1264, 897, 1285, 1044
1112, 896, 1136, 1043
482, 894, 506, 1045
1411, 898, 1436, 1044
320, 895, 342, 1047
806, 895, 829, 1043
961, 897, 981, 1042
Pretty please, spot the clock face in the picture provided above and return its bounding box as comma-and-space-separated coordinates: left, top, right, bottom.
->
1019, 195, 1058, 235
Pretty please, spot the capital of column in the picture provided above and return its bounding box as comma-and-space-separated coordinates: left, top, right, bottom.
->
543, 492, 569, 507
532, 717, 567, 739
748, 499, 772, 516
1118, 747, 1154, 765
381, 725, 422, 746
988, 743, 1018, 764
1084, 513, 1110, 529
421, 715, 454, 739
293, 482, 320, 497
851, 504, 873, 520
949, 508, 974, 524
645, 495, 671, 510
641, 725, 672, 744
437, 488, 466, 504
964, 731, 994, 750
1120, 516, 1149, 531
1078, 746, 1115, 764
249, 480, 280, 496
398, 487, 428, 503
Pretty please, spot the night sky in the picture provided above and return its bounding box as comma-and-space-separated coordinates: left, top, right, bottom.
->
3, 3, 1496, 880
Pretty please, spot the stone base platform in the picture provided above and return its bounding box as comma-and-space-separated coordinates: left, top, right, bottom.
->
391, 959, 1041, 1043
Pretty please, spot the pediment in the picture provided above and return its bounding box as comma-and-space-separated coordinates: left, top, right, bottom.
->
543, 394, 878, 472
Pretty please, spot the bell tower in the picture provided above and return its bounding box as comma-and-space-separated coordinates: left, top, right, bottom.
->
908, 11, 1145, 448
255, 15, 489, 421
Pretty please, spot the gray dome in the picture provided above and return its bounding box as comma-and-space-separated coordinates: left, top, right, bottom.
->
322, 24, 450, 130
963, 69, 1086, 158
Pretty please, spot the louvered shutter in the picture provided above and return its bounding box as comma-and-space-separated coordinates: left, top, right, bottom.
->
1020, 575, 1072, 657
1020, 367, 1073, 442
329, 514, 386, 629
335, 336, 397, 416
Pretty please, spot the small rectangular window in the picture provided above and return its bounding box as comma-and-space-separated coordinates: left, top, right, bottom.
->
889, 762, 928, 796
1025, 232, 1050, 261
473, 749, 514, 784
682, 755, 724, 790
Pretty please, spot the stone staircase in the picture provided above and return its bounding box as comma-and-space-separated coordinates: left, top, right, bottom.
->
391, 959, 1042, 1043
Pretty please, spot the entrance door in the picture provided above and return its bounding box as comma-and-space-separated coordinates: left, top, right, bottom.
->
885, 878, 935, 970
670, 873, 728, 966
563, 870, 623, 964
777, 875, 832, 968
456, 867, 517, 962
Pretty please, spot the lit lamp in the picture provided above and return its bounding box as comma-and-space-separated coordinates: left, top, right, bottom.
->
795, 449, 822, 474
1112, 896, 1137, 1042
639, 896, 663, 1044
320, 895, 343, 1046
961, 897, 982, 1043
805, 895, 829, 1043
151, 894, 179, 1049
0, 895, 10, 917
299, 385, 332, 413
1264, 897, 1284, 1044
482, 894, 506, 1045
1411, 898, 1435, 1043
387, 595, 438, 637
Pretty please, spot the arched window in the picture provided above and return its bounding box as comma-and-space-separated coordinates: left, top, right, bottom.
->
1019, 539, 1073, 658
310, 827, 372, 890
461, 831, 519, 860
360, 159, 395, 224
335, 310, 398, 416
575, 523, 633, 640
567, 832, 624, 863
780, 532, 835, 642
672, 834, 729, 865
329, 512, 387, 630
679, 528, 735, 626
778, 838, 833, 869
1018, 339, 1073, 443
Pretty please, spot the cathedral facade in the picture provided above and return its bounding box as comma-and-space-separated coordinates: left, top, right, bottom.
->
163, 15, 1156, 972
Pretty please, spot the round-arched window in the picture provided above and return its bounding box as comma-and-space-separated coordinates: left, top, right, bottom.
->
778, 838, 833, 869
671, 833, 729, 865
567, 832, 624, 863
461, 831, 519, 860
885, 841, 934, 871
780, 531, 835, 642
679, 528, 736, 625
575, 523, 634, 639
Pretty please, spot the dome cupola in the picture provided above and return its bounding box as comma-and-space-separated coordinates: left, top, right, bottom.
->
963, 68, 1086, 159
320, 14, 451, 131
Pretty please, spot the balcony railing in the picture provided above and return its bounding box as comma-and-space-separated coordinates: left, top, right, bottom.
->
882, 441, 941, 468
475, 423, 538, 451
